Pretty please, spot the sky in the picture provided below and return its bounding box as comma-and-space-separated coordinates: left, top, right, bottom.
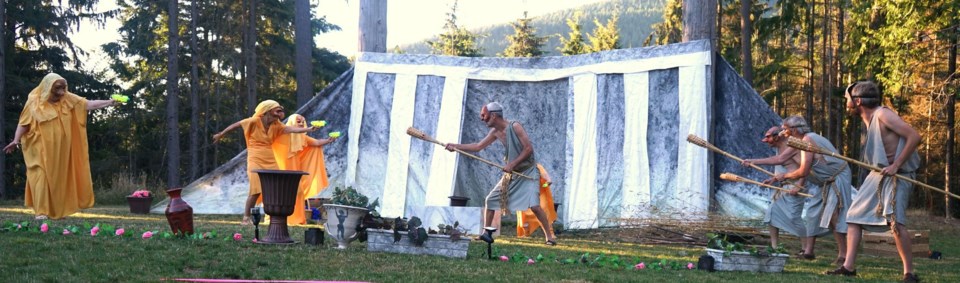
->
73, 0, 606, 71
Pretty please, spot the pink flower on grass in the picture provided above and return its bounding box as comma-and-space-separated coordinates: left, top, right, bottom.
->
526, 258, 535, 265
40, 223, 49, 233
233, 233, 242, 241
687, 262, 694, 270
17, 224, 21, 230
115, 228, 125, 236
251, 238, 258, 243
499, 255, 509, 262
142, 231, 153, 239
62, 229, 71, 235
90, 226, 100, 236
635, 262, 646, 270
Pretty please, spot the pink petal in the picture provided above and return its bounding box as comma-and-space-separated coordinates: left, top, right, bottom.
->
499, 255, 509, 262
687, 263, 694, 270
115, 228, 125, 236
62, 229, 71, 235
526, 259, 535, 265
40, 224, 49, 233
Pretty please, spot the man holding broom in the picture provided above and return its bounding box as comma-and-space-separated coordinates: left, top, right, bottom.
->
774, 116, 852, 265
826, 81, 921, 283
741, 126, 809, 257
444, 102, 557, 246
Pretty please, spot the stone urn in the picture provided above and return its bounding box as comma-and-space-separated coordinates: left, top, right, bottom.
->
164, 188, 194, 236
254, 169, 307, 244
323, 204, 369, 249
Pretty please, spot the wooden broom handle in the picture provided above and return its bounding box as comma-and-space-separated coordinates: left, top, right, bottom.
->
687, 134, 805, 190
407, 127, 534, 180
720, 173, 813, 197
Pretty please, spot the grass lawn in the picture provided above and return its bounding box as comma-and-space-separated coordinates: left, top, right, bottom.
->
2, 201, 959, 283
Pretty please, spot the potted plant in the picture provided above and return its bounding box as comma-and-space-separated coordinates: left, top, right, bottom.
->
366, 216, 470, 259
323, 187, 379, 249
126, 189, 153, 214
704, 233, 789, 272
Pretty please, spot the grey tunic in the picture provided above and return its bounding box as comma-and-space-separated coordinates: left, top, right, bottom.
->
846, 107, 920, 232
804, 133, 854, 233
485, 121, 541, 211
764, 164, 807, 237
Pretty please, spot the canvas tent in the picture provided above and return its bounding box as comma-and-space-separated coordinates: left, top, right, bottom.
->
153, 40, 780, 230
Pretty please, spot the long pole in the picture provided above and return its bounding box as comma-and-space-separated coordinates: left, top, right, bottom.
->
786, 137, 960, 201
407, 127, 533, 180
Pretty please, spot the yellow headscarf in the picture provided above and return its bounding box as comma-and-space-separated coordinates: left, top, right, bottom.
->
26, 73, 83, 123
253, 100, 281, 118
284, 114, 307, 157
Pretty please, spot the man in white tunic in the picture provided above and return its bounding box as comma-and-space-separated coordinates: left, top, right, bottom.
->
826, 81, 921, 283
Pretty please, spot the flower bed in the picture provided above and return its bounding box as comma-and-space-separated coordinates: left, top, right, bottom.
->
366, 228, 469, 259
705, 248, 789, 272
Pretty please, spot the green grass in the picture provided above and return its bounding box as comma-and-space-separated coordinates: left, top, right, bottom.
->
2, 204, 959, 282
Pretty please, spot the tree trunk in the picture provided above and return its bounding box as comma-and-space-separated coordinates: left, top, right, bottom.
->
294, 0, 313, 108
245, 0, 258, 113
0, 0, 6, 199
804, 0, 814, 129
836, 0, 846, 154
739, 0, 752, 85
946, 29, 957, 219
358, 0, 387, 53
683, 0, 718, 46
189, 0, 201, 180
821, 0, 831, 138
166, 0, 182, 188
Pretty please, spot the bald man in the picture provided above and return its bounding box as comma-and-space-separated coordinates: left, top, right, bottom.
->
445, 102, 557, 245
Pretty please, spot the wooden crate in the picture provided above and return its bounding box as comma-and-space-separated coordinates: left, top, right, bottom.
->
861, 230, 929, 258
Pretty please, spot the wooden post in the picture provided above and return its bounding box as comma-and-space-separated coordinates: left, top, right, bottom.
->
358, 0, 387, 53
294, 0, 313, 108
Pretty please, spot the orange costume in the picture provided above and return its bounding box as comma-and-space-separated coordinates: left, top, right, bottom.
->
241, 101, 286, 201
18, 73, 95, 219
517, 164, 558, 237
272, 114, 330, 225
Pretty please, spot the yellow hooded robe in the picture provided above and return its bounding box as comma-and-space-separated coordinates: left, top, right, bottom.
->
240, 100, 286, 200
272, 114, 330, 225
18, 73, 94, 219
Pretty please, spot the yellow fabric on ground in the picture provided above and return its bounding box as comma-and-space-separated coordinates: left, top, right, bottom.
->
19, 73, 94, 219
516, 164, 557, 237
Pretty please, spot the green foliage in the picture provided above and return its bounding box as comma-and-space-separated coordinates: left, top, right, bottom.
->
330, 186, 379, 215
425, 1, 483, 57
500, 12, 547, 57
707, 232, 786, 257
586, 12, 622, 52
558, 11, 588, 55
645, 0, 682, 46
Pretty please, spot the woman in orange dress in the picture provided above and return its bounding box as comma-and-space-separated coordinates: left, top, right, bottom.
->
272, 114, 337, 224
212, 100, 318, 224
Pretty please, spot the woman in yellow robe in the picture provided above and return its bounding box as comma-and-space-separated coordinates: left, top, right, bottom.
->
212, 100, 318, 225
3, 73, 118, 219
272, 114, 337, 225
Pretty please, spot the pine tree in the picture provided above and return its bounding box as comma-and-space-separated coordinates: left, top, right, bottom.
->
559, 11, 587, 55
500, 12, 547, 57
646, 0, 683, 46
587, 13, 621, 52
425, 1, 483, 57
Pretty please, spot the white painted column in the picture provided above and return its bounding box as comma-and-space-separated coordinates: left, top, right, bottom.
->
380, 73, 418, 217
622, 72, 651, 219
677, 65, 710, 218
566, 74, 599, 229
424, 76, 468, 206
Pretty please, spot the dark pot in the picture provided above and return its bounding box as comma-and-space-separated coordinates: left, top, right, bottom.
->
255, 169, 307, 244
304, 228, 324, 245
127, 196, 153, 214
164, 188, 194, 236
449, 196, 470, 207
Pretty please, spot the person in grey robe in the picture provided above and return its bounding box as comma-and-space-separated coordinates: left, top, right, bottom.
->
777, 115, 854, 265
445, 102, 556, 246
742, 126, 807, 252
825, 81, 921, 283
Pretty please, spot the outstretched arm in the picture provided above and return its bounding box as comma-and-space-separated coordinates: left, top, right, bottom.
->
3, 125, 29, 154
283, 125, 318, 134
86, 99, 117, 111
308, 137, 336, 147
445, 128, 497, 152
213, 121, 243, 143
743, 147, 798, 166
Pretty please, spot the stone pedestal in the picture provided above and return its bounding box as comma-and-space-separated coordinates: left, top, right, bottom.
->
255, 169, 307, 244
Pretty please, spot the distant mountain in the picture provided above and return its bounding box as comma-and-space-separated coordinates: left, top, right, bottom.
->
399, 0, 667, 56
